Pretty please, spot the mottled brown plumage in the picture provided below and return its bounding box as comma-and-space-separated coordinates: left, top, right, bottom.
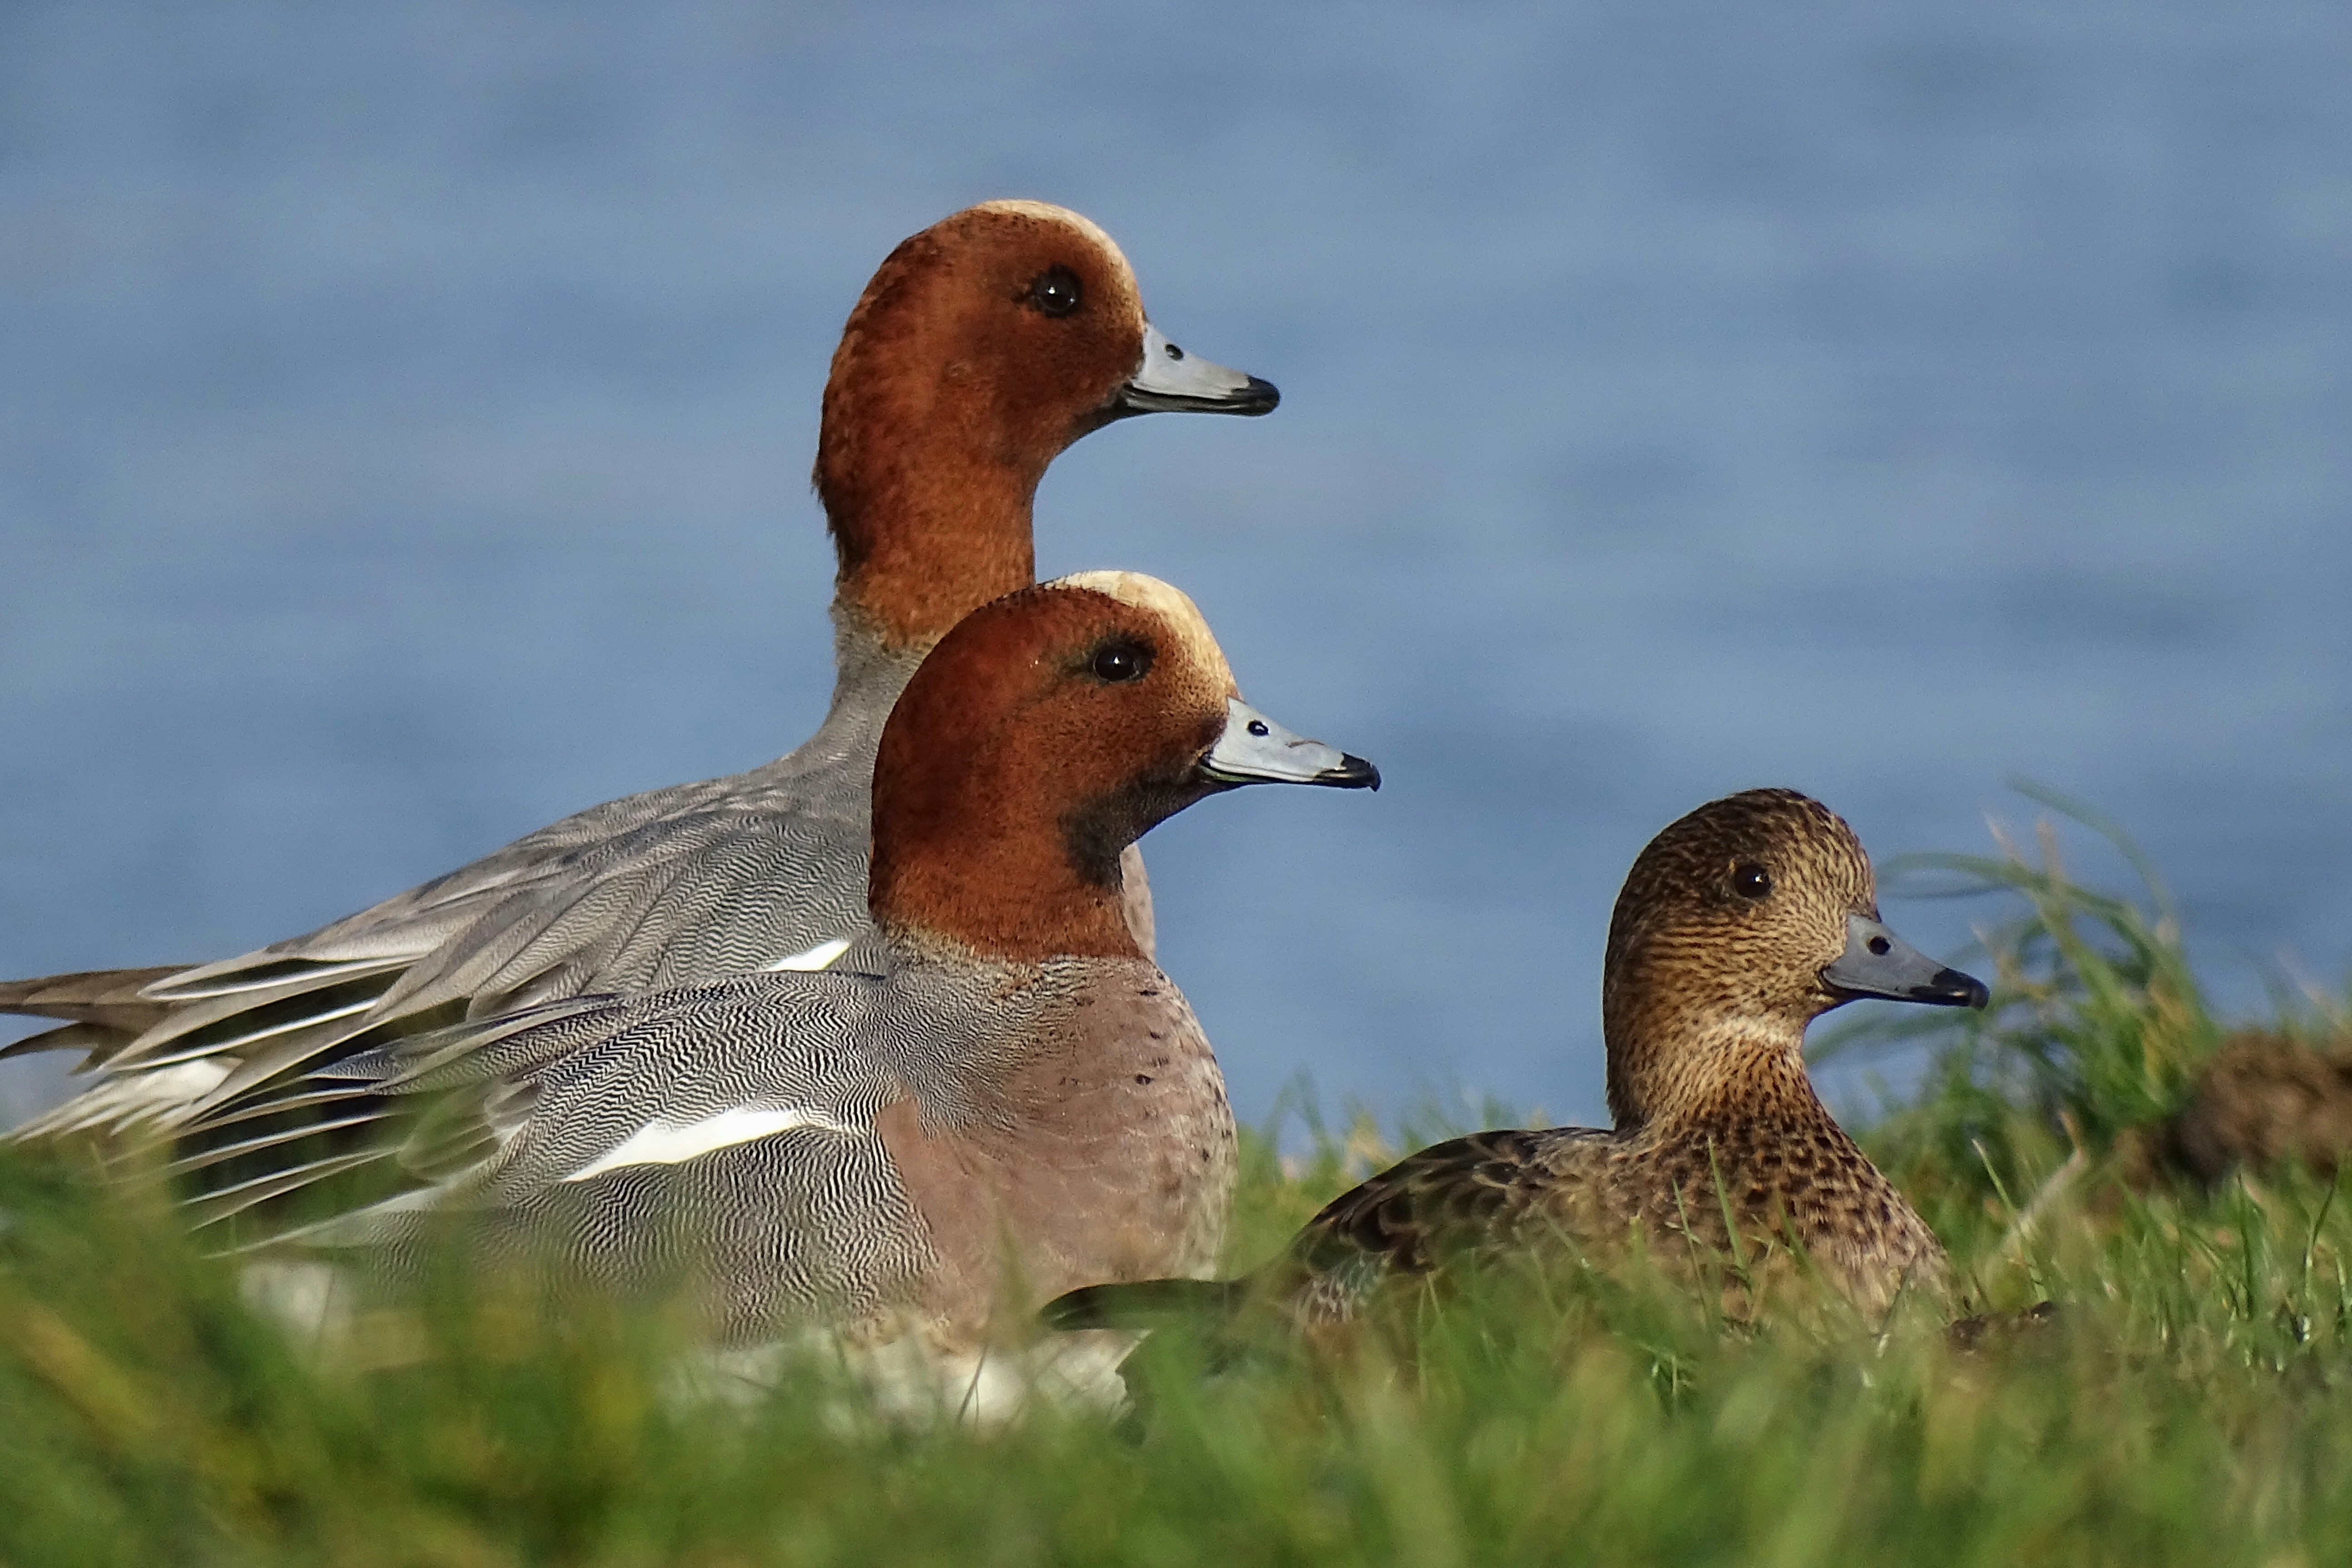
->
2159, 1029, 2352, 1185
1048, 789, 1988, 1334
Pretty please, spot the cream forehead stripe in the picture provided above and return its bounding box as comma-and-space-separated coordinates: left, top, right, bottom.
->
969, 199, 1134, 281
1051, 570, 1236, 690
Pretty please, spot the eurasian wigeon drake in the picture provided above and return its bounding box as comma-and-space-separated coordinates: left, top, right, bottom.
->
156, 573, 1376, 1398
1045, 790, 1988, 1338
5, 201, 1277, 1137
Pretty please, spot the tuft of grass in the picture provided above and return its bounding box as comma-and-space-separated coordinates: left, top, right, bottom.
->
1821, 786, 2231, 1230
12, 1132, 2352, 1566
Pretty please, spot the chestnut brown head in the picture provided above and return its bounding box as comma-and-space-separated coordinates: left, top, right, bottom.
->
817, 203, 1277, 650
869, 571, 1373, 962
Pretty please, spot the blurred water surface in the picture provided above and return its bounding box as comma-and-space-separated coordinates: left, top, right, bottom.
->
4, 0, 2348, 1127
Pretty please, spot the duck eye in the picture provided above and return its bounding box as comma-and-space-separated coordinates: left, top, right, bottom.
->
1732, 863, 1772, 900
1028, 265, 1082, 318
1091, 642, 1151, 683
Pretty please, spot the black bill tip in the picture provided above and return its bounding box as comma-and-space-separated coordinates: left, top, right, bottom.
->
1326, 754, 1380, 791
1919, 966, 1992, 1009
1232, 375, 1281, 415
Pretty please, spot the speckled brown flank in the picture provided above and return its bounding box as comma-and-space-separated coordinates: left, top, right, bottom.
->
1047, 789, 1963, 1335
1323, 789, 1947, 1321
868, 583, 1237, 963
816, 204, 1151, 651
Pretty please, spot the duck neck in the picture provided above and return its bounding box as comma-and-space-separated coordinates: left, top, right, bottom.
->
868, 769, 1154, 967
789, 606, 934, 773
817, 397, 1047, 657
1604, 984, 1825, 1134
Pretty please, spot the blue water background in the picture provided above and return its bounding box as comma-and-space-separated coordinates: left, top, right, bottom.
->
4, 1, 2348, 1130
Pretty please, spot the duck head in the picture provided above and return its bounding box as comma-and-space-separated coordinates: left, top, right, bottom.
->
868, 571, 1375, 963
818, 202, 1277, 651
1601, 789, 1987, 1127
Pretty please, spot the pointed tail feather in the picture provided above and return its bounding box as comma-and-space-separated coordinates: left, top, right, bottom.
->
0, 965, 193, 1029
1040, 1277, 1249, 1332
0, 1019, 138, 1069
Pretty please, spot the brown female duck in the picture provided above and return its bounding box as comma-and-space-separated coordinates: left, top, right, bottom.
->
1046, 789, 1989, 1332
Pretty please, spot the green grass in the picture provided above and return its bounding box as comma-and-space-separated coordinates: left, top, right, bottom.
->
10, 806, 2352, 1567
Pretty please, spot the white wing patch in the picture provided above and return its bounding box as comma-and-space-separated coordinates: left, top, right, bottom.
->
560, 1105, 862, 1182
761, 936, 853, 973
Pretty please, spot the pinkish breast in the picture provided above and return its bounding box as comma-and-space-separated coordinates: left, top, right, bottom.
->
877, 965, 1235, 1342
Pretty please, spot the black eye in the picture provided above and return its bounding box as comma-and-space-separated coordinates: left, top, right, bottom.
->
1732, 863, 1772, 900
1091, 642, 1151, 683
1028, 265, 1082, 318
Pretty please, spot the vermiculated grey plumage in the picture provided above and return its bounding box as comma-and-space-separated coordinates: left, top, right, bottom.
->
17, 568, 1366, 1391
5, 632, 922, 1130
184, 948, 1235, 1346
